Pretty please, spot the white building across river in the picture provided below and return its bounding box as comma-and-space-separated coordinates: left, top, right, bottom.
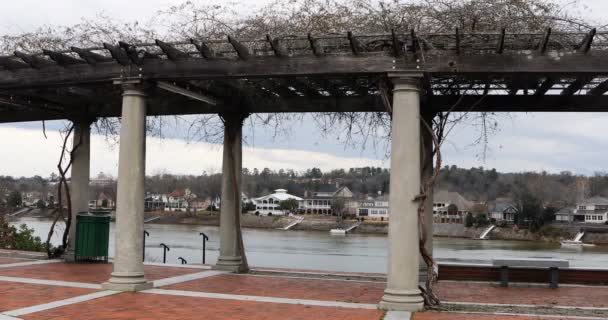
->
254, 189, 302, 216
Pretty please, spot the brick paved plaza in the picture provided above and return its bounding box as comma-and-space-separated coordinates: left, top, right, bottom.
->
0, 258, 607, 320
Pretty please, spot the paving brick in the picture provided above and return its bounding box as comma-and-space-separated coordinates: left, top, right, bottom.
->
436, 281, 608, 308
0, 262, 204, 283
22, 292, 385, 320
0, 282, 96, 312
414, 312, 586, 320
164, 274, 385, 304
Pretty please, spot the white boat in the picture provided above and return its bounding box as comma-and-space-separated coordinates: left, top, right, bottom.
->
560, 231, 593, 247
329, 222, 361, 235
330, 228, 347, 235
560, 240, 594, 247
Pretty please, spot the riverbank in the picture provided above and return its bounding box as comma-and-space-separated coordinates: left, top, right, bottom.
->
434, 223, 608, 244
145, 211, 608, 244
143, 210, 390, 234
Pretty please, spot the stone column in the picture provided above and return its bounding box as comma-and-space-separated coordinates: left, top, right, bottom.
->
214, 114, 248, 273
102, 81, 152, 291
64, 119, 91, 262
379, 77, 424, 312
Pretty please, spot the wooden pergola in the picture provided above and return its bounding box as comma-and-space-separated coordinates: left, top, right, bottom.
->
2, 28, 608, 123
1, 29, 606, 312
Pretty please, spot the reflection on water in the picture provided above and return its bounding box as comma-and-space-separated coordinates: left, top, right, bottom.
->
10, 218, 608, 273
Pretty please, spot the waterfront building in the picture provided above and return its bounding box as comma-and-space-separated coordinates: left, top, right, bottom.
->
574, 197, 608, 224
357, 193, 389, 220
164, 189, 196, 212
488, 198, 518, 223
254, 189, 302, 216
144, 193, 167, 211
301, 185, 354, 215
89, 192, 116, 210
432, 190, 473, 224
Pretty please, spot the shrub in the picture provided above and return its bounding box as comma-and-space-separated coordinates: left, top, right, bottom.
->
537, 224, 570, 239
472, 213, 490, 227
0, 216, 49, 252
464, 212, 474, 228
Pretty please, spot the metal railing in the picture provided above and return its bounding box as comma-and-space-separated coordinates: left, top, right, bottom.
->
143, 230, 150, 262
159, 243, 170, 263
199, 232, 209, 264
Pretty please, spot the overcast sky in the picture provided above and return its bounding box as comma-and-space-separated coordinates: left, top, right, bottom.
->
1, 0, 608, 178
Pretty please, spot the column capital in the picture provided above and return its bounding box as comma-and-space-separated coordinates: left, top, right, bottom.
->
113, 78, 148, 97
390, 76, 422, 93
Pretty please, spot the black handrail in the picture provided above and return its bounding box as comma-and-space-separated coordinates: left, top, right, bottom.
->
159, 243, 170, 263
199, 232, 209, 264
143, 230, 150, 262
178, 257, 187, 265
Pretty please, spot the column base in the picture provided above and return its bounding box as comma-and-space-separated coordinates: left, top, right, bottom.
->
63, 250, 76, 263
378, 288, 424, 312
101, 271, 153, 292
213, 255, 248, 273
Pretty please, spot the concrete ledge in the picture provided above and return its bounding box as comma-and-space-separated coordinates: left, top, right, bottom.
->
0, 249, 47, 260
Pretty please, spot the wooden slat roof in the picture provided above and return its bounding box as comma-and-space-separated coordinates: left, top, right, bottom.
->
2, 29, 608, 123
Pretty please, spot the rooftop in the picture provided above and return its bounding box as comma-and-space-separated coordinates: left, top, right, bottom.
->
579, 196, 608, 206
434, 190, 473, 209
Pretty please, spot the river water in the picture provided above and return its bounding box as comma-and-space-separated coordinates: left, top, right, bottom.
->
10, 218, 608, 272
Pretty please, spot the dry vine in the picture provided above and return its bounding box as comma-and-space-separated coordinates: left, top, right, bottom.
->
46, 123, 83, 258
416, 118, 443, 307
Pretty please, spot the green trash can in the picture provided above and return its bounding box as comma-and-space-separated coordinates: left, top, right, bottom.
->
74, 212, 110, 263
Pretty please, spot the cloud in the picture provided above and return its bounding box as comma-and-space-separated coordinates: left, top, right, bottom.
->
0, 126, 387, 178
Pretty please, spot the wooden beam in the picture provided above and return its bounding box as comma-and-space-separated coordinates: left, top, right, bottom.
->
257, 79, 300, 98
561, 76, 593, 96
391, 29, 402, 57
155, 40, 190, 61
71, 47, 113, 65
227, 36, 251, 60
535, 77, 557, 96
308, 33, 324, 56
538, 28, 552, 55
0, 56, 30, 70
410, 29, 419, 54
266, 35, 290, 58
190, 39, 217, 60
430, 95, 608, 112
347, 31, 365, 55
285, 78, 322, 97
119, 41, 157, 65
42, 50, 85, 66
0, 55, 400, 89
588, 79, 608, 96
455, 27, 461, 55
14, 51, 55, 69
496, 28, 506, 54
102, 43, 131, 65
578, 28, 596, 54
157, 81, 218, 105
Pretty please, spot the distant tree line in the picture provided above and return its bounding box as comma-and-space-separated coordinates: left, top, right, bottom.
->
2, 166, 608, 211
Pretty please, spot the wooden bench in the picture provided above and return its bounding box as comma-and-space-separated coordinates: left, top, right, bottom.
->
492, 258, 569, 289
